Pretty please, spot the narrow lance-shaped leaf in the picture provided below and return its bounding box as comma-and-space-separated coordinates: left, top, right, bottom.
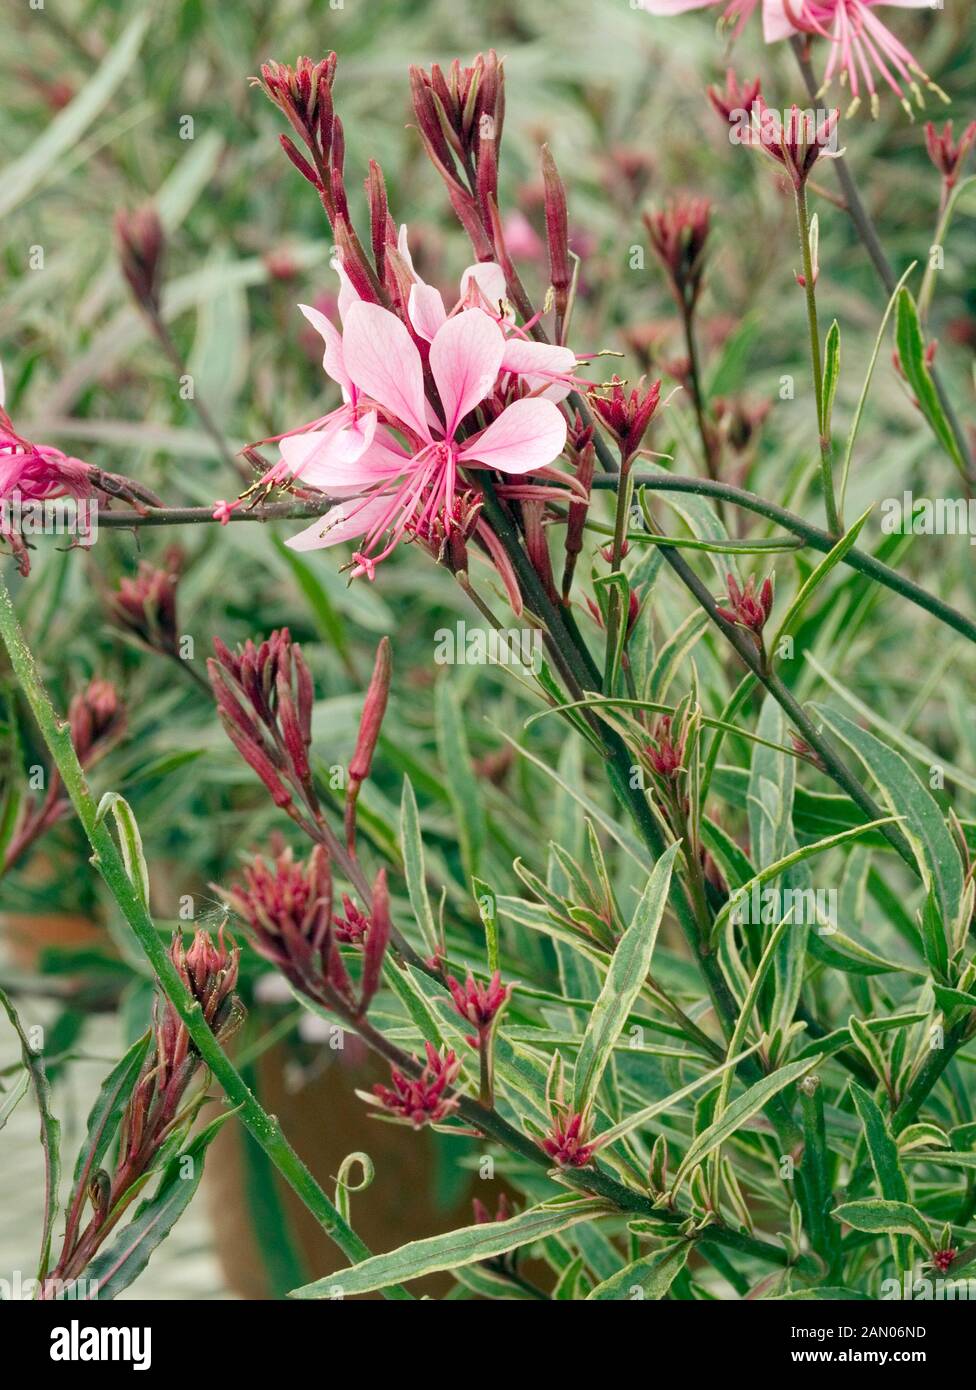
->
289, 1197, 614, 1299
400, 776, 440, 959
671, 1055, 823, 1195
72, 1031, 152, 1191
572, 842, 680, 1116
88, 1108, 235, 1300
822, 318, 840, 439
95, 793, 151, 910
586, 1239, 691, 1301
435, 677, 486, 881
894, 288, 967, 479
849, 1080, 911, 1273
0, 8, 152, 218
812, 705, 964, 932
0, 986, 61, 1284
831, 1198, 932, 1252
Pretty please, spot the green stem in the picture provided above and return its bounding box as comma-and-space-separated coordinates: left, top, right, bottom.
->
651, 543, 918, 873
89, 485, 976, 650
891, 1020, 972, 1133
591, 474, 976, 648
0, 572, 413, 1301
918, 176, 976, 326
789, 36, 973, 484
476, 482, 802, 1150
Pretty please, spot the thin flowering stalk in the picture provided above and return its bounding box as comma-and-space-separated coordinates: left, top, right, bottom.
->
49, 926, 244, 1290
644, 200, 717, 485
79, 483, 976, 664
788, 37, 974, 484
918, 120, 976, 327
114, 206, 248, 485
0, 576, 410, 1295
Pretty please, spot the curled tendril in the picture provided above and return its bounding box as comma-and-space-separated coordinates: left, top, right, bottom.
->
334, 1150, 375, 1223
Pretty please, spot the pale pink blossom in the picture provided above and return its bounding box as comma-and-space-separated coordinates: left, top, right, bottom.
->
639, 0, 946, 113
763, 1, 946, 114
285, 302, 567, 577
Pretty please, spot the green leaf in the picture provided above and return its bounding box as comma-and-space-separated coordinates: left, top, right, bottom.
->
671, 1056, 822, 1195
894, 288, 967, 479
0, 9, 152, 218
849, 1082, 910, 1270
839, 263, 916, 514
572, 842, 679, 1116
812, 705, 965, 929
771, 507, 872, 653
822, 319, 841, 439
435, 677, 486, 882
586, 1239, 691, 1300
932, 984, 976, 1015
289, 1197, 613, 1298
88, 1109, 233, 1299
897, 1123, 950, 1153
0, 1070, 29, 1133
71, 1031, 151, 1191
0, 985, 60, 1283
553, 1254, 584, 1300
273, 536, 352, 675
831, 1199, 931, 1251
472, 876, 500, 974
774, 1286, 873, 1300
711, 816, 896, 947
399, 777, 440, 958
94, 793, 151, 910
919, 889, 950, 984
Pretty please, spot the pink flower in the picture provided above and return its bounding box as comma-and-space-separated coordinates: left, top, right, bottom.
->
646, 714, 688, 780
925, 119, 976, 189
284, 301, 567, 576
764, 2, 946, 115
639, 0, 946, 114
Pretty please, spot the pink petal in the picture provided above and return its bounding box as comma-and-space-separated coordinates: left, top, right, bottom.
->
309, 434, 410, 494
460, 262, 508, 312
299, 303, 353, 398
397, 225, 416, 274
761, 0, 795, 42
500, 340, 577, 402
285, 493, 393, 552
429, 309, 505, 437
341, 301, 432, 441
408, 282, 448, 342
278, 416, 386, 493
334, 257, 360, 323
458, 397, 567, 475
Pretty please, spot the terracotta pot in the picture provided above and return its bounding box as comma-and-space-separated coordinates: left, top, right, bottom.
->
205, 1034, 483, 1299
0, 849, 107, 973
